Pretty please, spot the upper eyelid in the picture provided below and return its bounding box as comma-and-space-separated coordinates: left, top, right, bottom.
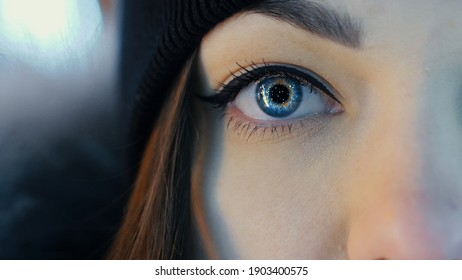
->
223, 62, 342, 103
196, 62, 343, 109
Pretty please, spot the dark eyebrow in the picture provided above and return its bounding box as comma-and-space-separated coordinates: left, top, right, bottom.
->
244, 0, 363, 48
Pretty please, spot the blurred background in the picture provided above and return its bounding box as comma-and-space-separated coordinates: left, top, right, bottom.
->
0, 0, 129, 259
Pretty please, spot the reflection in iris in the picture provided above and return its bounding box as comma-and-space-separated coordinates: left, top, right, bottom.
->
0, 0, 102, 73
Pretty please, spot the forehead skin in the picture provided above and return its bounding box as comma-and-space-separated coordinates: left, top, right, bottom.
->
192, 0, 462, 259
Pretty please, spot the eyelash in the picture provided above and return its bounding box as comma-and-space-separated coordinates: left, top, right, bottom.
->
198, 62, 341, 142
200, 62, 340, 108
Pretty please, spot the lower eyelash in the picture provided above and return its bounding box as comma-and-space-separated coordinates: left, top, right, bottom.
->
226, 115, 295, 142
223, 108, 326, 143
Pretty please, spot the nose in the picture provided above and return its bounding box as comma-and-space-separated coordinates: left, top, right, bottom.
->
347, 185, 462, 259
346, 100, 462, 259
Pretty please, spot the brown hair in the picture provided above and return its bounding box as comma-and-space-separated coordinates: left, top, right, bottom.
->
110, 58, 196, 259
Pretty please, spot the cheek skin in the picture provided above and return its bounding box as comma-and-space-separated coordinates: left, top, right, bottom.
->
192, 99, 352, 259
215, 141, 348, 259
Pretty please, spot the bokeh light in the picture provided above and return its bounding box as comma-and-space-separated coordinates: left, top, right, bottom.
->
0, 0, 102, 73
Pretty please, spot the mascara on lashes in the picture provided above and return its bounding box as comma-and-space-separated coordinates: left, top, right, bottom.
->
196, 62, 341, 109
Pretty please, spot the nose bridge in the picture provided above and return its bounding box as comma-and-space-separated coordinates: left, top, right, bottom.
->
360, 78, 425, 187
345, 70, 462, 259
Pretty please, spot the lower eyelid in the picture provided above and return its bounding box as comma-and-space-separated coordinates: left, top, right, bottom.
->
224, 105, 331, 144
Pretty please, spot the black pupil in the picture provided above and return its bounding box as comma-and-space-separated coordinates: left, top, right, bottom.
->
269, 84, 291, 104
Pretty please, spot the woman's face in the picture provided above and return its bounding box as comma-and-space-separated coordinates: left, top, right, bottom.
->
191, 0, 462, 259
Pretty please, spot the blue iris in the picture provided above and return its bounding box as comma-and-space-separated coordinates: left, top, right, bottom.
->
256, 77, 303, 117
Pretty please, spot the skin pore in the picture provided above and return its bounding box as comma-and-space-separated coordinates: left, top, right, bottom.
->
190, 0, 462, 259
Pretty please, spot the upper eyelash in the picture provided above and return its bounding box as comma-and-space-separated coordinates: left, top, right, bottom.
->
197, 62, 341, 108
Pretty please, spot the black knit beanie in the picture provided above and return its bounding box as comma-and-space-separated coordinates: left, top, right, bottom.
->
121, 0, 261, 167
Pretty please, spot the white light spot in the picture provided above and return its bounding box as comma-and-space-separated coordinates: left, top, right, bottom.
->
0, 0, 102, 73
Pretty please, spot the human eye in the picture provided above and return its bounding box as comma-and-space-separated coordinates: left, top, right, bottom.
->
199, 62, 343, 141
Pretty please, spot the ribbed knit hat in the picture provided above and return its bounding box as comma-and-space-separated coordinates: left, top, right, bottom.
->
122, 0, 261, 167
